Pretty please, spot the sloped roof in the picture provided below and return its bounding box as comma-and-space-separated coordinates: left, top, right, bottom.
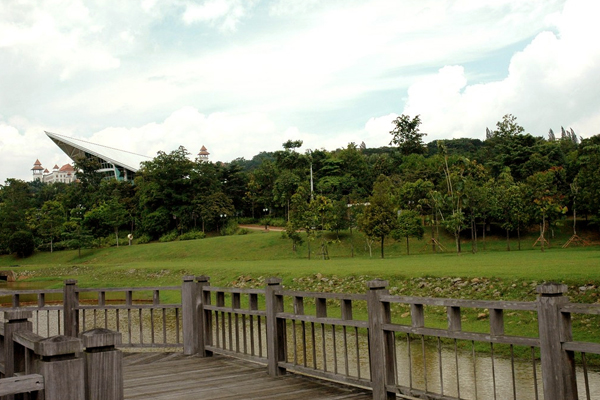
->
59, 164, 75, 172
45, 131, 151, 172
32, 159, 44, 170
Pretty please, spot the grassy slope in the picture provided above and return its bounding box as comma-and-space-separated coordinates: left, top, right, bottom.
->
1, 228, 598, 287
1, 229, 599, 353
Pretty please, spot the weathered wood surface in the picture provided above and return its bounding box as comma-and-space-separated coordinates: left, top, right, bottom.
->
123, 352, 372, 399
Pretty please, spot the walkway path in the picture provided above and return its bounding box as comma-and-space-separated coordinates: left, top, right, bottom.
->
123, 352, 372, 399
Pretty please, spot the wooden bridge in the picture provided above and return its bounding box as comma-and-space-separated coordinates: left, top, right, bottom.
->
1, 277, 599, 399
123, 352, 371, 399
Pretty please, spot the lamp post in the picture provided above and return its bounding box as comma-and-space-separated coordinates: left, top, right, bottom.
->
219, 213, 227, 234
263, 208, 269, 231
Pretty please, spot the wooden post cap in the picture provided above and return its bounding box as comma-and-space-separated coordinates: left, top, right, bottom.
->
196, 275, 210, 282
35, 335, 83, 357
536, 283, 568, 296
183, 275, 195, 282
367, 279, 389, 290
3, 309, 33, 320
79, 328, 122, 348
266, 277, 283, 286
64, 279, 77, 285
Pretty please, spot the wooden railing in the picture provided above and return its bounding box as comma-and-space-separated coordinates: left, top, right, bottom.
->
2, 278, 600, 400
0, 310, 123, 400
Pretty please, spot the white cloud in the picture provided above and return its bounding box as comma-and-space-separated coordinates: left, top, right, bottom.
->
374, 0, 600, 140
182, 0, 255, 32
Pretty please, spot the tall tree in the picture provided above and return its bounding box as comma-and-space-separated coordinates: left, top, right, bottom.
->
392, 209, 424, 255
358, 176, 398, 258
389, 114, 427, 156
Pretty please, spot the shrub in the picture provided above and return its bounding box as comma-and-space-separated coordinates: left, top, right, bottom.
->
220, 220, 239, 236
237, 228, 249, 235
9, 230, 36, 258
260, 217, 286, 227
159, 231, 179, 243
38, 241, 68, 252
237, 217, 258, 225
136, 234, 152, 244
179, 231, 206, 241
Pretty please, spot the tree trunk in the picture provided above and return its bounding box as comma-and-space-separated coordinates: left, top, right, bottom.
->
431, 212, 436, 253
482, 220, 487, 251
455, 232, 460, 255
406, 235, 410, 255
471, 216, 475, 254
506, 229, 510, 251
541, 217, 545, 252
381, 236, 385, 259
115, 227, 119, 247
517, 224, 521, 251
307, 234, 311, 260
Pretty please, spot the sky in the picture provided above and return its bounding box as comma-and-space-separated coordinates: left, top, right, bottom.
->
1, 0, 599, 183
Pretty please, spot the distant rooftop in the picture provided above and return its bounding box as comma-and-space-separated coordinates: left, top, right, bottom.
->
45, 131, 152, 181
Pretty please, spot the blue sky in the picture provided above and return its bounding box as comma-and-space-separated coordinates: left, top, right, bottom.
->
1, 0, 599, 183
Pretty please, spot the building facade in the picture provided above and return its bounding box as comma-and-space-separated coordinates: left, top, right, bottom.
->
31, 159, 77, 183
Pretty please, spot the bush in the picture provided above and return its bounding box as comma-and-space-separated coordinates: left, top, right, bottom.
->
37, 241, 68, 252
179, 230, 206, 241
220, 220, 239, 236
136, 234, 152, 244
237, 217, 258, 225
159, 231, 179, 243
9, 230, 36, 258
237, 228, 249, 235
260, 217, 286, 227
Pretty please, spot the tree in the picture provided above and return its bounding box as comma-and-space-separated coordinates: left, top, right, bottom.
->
8, 230, 35, 258
389, 114, 427, 156
85, 199, 128, 246
392, 210, 424, 255
289, 185, 319, 259
38, 200, 66, 252
358, 176, 398, 258
62, 205, 94, 257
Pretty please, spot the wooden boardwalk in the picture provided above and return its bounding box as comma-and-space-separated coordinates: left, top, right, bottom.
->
123, 352, 373, 400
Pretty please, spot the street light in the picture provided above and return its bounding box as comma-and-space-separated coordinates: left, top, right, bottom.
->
262, 208, 269, 230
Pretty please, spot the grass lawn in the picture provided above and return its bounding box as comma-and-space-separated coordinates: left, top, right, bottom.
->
1, 228, 599, 360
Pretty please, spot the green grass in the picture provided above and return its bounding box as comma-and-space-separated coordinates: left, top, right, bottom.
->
1, 228, 599, 288
1, 228, 599, 362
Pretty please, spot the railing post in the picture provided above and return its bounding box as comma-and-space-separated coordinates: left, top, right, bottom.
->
182, 276, 198, 355
196, 275, 212, 357
35, 335, 85, 400
63, 279, 79, 338
367, 279, 395, 400
265, 277, 286, 376
80, 328, 123, 400
536, 283, 578, 400
2, 310, 33, 379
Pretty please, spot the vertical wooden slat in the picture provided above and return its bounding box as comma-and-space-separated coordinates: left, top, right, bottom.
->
265, 277, 285, 376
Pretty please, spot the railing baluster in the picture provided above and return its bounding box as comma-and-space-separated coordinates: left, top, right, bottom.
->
582, 352, 591, 400
491, 342, 496, 400
437, 336, 443, 396
175, 307, 180, 344
532, 346, 539, 400
354, 326, 360, 380
332, 324, 337, 375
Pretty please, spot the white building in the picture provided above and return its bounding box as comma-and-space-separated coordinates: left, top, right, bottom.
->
31, 159, 77, 183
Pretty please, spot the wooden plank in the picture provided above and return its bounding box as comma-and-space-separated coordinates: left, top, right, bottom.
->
0, 374, 44, 396
379, 294, 537, 311
382, 323, 540, 347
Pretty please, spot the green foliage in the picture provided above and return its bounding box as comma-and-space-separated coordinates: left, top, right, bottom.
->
358, 176, 398, 258
159, 231, 179, 242
220, 220, 238, 236
389, 114, 427, 155
136, 234, 152, 244
179, 230, 206, 241
8, 230, 35, 258
392, 209, 425, 255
